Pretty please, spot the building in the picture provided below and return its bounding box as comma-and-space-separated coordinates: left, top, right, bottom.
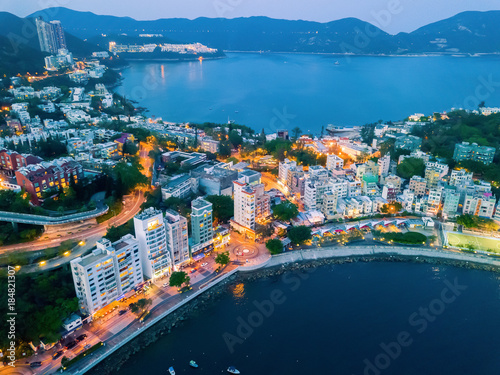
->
463, 193, 496, 218
321, 191, 338, 220
232, 171, 270, 237
199, 138, 219, 153
0, 149, 42, 175
190, 164, 238, 196
409, 176, 427, 196
425, 161, 449, 178
164, 210, 190, 267
278, 158, 297, 183
277, 129, 289, 140
449, 169, 473, 187
442, 187, 460, 219
383, 174, 402, 193
326, 154, 344, 171
70, 235, 143, 315
36, 18, 67, 54
190, 197, 215, 259
15, 157, 83, 204
161, 174, 198, 200
161, 151, 207, 167
134, 208, 172, 281
395, 135, 422, 151
453, 142, 495, 165
424, 166, 442, 189
378, 153, 391, 176
382, 183, 398, 201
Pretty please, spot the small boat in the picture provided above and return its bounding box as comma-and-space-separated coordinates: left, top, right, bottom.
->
189, 360, 199, 368
169, 367, 175, 375
227, 366, 240, 374
334, 61, 340, 65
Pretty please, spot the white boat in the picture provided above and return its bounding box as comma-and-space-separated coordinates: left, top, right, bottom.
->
168, 366, 175, 375
326, 124, 359, 133
227, 366, 240, 374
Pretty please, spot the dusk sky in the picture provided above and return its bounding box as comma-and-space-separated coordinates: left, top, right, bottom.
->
2, 0, 499, 33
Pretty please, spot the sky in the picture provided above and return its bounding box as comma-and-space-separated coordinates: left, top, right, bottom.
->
2, 0, 499, 34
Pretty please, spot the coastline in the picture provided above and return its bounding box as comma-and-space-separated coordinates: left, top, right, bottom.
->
86, 245, 500, 375
224, 50, 500, 57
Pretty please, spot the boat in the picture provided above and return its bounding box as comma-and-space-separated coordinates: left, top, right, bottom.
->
168, 367, 175, 375
326, 124, 360, 134
227, 366, 240, 374
189, 360, 199, 368
334, 61, 340, 65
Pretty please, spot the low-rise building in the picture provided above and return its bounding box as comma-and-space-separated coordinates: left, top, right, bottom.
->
161, 174, 198, 200
453, 142, 495, 165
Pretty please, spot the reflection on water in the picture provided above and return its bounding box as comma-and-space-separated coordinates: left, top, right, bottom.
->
231, 282, 246, 301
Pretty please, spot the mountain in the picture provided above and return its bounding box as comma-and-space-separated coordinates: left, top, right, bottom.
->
27, 8, 500, 54
0, 34, 45, 76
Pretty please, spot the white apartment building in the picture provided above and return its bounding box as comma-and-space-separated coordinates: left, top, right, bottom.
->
463, 193, 496, 219
134, 208, 172, 281
164, 209, 190, 267
449, 169, 473, 187
326, 154, 344, 171
426, 187, 443, 216
442, 188, 461, 219
425, 161, 449, 178
70, 235, 143, 315
233, 179, 257, 232
190, 197, 215, 257
279, 158, 297, 183
304, 178, 331, 211
308, 165, 329, 179
378, 154, 391, 176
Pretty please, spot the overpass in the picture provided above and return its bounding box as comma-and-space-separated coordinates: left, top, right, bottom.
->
0, 205, 109, 226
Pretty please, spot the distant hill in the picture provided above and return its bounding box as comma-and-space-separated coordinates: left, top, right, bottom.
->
27, 8, 500, 54
0, 34, 45, 76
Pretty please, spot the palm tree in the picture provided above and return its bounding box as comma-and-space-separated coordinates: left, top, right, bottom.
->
292, 127, 302, 140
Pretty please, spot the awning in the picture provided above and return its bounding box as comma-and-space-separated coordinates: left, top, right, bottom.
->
192, 253, 206, 261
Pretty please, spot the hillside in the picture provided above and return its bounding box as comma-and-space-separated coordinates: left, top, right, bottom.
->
27, 8, 500, 54
0, 35, 45, 76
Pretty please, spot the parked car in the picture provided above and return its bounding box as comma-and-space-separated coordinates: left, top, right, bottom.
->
190, 268, 196, 273
52, 350, 64, 360
76, 334, 87, 342
201, 262, 208, 267
84, 344, 92, 350
65, 341, 77, 350
30, 361, 42, 367
162, 283, 169, 287
118, 309, 127, 316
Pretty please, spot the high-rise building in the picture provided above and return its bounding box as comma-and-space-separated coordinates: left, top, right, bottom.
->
134, 208, 172, 281
453, 142, 495, 165
164, 209, 190, 267
377, 153, 391, 176
70, 235, 143, 315
232, 170, 270, 237
36, 18, 67, 54
190, 197, 215, 259
326, 154, 344, 171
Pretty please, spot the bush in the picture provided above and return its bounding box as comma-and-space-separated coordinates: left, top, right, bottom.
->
266, 239, 283, 254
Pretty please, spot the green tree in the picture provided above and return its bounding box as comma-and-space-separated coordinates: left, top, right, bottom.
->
169, 271, 190, 288
360, 124, 375, 145
291, 127, 302, 140
456, 214, 477, 228
272, 201, 299, 222
122, 141, 139, 155
266, 238, 283, 254
206, 195, 234, 223
397, 157, 425, 179
256, 223, 274, 238
229, 130, 243, 148
215, 251, 230, 267
218, 140, 232, 157
288, 226, 312, 245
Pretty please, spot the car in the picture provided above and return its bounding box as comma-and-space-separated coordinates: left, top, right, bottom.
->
215, 267, 222, 273
30, 361, 42, 368
119, 309, 127, 316
76, 334, 87, 342
65, 341, 77, 350
190, 268, 196, 273
162, 283, 169, 287
201, 262, 208, 267
52, 350, 64, 360
84, 344, 92, 350
177, 286, 193, 293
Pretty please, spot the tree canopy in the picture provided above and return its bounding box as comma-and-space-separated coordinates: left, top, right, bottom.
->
272, 200, 299, 222
206, 195, 234, 223
266, 238, 284, 255
397, 157, 425, 179
288, 225, 312, 245
169, 271, 190, 288
215, 251, 231, 266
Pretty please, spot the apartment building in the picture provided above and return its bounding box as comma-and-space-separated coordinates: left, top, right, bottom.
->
70, 235, 143, 315
190, 197, 214, 258
463, 193, 496, 218
409, 176, 427, 196
453, 142, 495, 165
326, 154, 344, 171
164, 209, 190, 267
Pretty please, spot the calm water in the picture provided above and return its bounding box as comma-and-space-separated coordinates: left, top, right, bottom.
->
115, 262, 500, 375
117, 53, 500, 133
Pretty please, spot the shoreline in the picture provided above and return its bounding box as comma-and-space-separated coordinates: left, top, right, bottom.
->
86, 246, 500, 375
223, 50, 500, 58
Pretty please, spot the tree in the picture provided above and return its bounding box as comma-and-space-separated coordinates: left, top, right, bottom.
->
256, 223, 274, 238
169, 271, 190, 288
272, 201, 299, 222
288, 226, 312, 245
215, 251, 230, 267
360, 124, 375, 145
380, 202, 403, 214
122, 141, 139, 155
129, 298, 152, 316
291, 127, 302, 140
206, 195, 234, 223
397, 157, 425, 179
229, 130, 243, 148
266, 239, 283, 254
218, 140, 232, 157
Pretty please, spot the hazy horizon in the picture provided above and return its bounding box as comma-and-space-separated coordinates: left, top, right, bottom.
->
2, 0, 500, 34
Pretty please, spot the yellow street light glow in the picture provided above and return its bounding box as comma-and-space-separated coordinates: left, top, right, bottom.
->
64, 251, 70, 256
39, 261, 46, 266
79, 241, 85, 246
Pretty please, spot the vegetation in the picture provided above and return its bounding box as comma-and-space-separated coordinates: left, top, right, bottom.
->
112, 160, 149, 197
0, 268, 79, 351
215, 251, 231, 267
256, 223, 274, 238
61, 342, 104, 370
396, 157, 425, 179
206, 195, 234, 223
272, 200, 299, 222
169, 271, 190, 288
360, 124, 376, 145
105, 219, 134, 242
288, 226, 312, 245
456, 214, 499, 231
266, 239, 284, 254
129, 298, 152, 316
375, 231, 427, 244
380, 202, 403, 214
264, 139, 293, 161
